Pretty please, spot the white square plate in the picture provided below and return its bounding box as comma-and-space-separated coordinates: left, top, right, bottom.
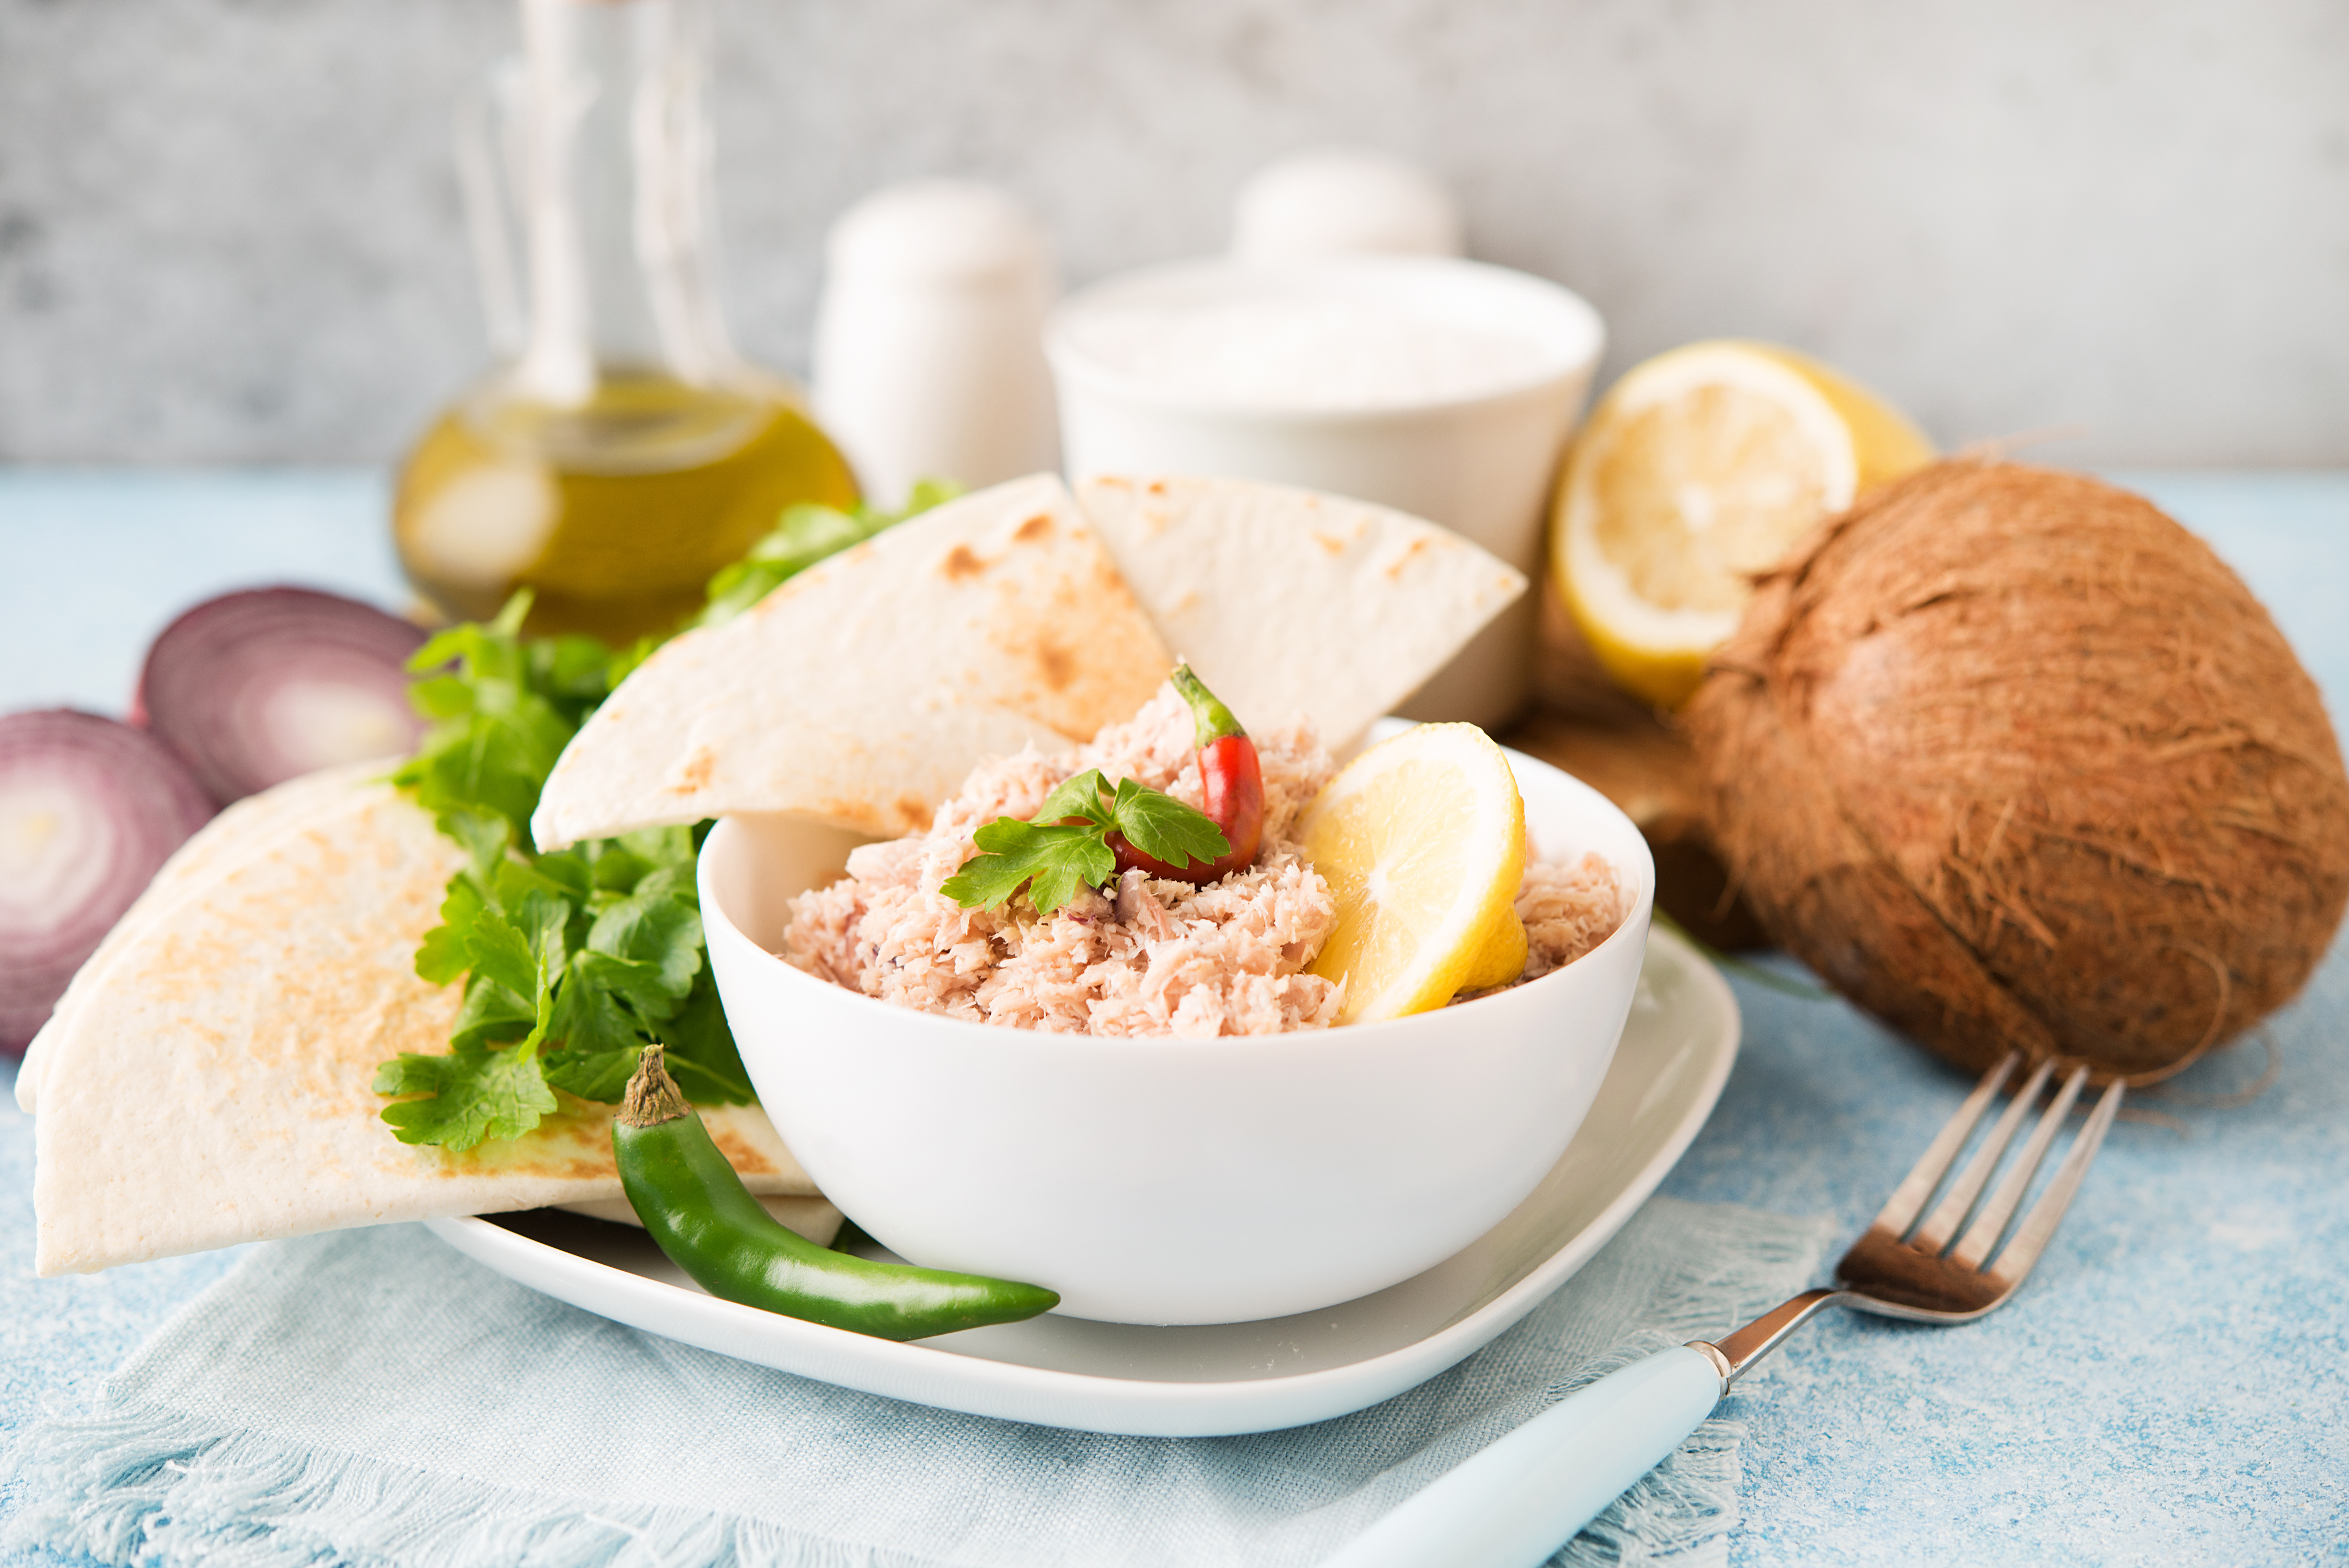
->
425, 926, 1737, 1437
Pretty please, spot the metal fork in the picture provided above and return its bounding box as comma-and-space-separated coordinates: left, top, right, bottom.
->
1324, 1051, 2124, 1568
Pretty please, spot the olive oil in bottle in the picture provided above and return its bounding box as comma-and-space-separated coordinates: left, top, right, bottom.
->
396, 370, 854, 642
396, 0, 855, 644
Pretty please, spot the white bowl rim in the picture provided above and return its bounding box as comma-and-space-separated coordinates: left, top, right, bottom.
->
1044, 254, 1608, 426
701, 744, 1657, 1060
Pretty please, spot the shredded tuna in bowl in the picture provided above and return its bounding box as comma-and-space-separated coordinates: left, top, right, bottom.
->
699, 716, 1660, 1324
780, 683, 1626, 1036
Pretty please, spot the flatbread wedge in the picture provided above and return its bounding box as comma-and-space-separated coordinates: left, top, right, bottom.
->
18, 760, 395, 1115
1075, 475, 1527, 748
531, 473, 1173, 851
30, 770, 817, 1276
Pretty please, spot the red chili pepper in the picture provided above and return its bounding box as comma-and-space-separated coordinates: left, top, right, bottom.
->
1113, 665, 1265, 884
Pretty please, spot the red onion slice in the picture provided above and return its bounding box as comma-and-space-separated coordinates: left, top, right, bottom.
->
136, 587, 429, 805
0, 711, 218, 1054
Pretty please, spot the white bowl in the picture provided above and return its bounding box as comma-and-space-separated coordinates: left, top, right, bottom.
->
1046, 257, 1606, 730
699, 742, 1656, 1326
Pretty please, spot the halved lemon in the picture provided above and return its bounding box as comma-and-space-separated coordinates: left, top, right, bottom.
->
1300, 724, 1526, 1024
1552, 340, 1933, 709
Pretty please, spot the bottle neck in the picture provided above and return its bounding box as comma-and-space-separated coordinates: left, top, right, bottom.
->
513, 0, 737, 405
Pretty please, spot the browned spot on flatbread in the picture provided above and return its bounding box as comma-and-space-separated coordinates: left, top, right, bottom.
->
707, 1123, 780, 1177
1312, 531, 1348, 555
671, 747, 717, 791
432, 1150, 611, 1182
422, 1097, 618, 1180
131, 801, 464, 1122
896, 794, 932, 826
995, 589, 1087, 706
940, 544, 986, 581
1014, 512, 1053, 542
1383, 536, 1436, 580
1035, 640, 1077, 692
1145, 480, 1167, 495
809, 796, 908, 836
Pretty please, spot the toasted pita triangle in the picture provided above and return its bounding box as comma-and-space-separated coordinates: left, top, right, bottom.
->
1075, 475, 1527, 748
31, 771, 816, 1276
531, 474, 1174, 851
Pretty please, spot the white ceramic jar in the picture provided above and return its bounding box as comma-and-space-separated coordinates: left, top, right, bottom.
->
811, 181, 1061, 509
1045, 257, 1603, 730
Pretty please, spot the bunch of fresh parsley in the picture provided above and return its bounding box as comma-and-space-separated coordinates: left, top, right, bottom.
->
376, 486, 959, 1152
939, 768, 1229, 918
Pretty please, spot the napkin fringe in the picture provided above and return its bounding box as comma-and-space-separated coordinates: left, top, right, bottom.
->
1643, 1206, 1822, 1345
1541, 1204, 1828, 1566
1548, 1339, 1746, 1568
1573, 1418, 1742, 1568
3, 1405, 959, 1568
3, 1203, 1836, 1568
4, 1398, 1748, 1568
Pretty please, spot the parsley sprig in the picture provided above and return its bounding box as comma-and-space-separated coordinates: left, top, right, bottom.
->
376, 604, 746, 1150
939, 769, 1229, 918
375, 486, 955, 1152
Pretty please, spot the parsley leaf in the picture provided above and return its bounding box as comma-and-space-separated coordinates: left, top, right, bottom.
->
540, 1041, 644, 1103
660, 970, 756, 1104
586, 892, 702, 1000
377, 916, 561, 1152
463, 902, 544, 1002
939, 819, 1117, 917
394, 595, 630, 845
413, 877, 483, 987
1112, 777, 1229, 872
376, 1040, 561, 1152
376, 481, 959, 1148
939, 771, 1227, 917
1029, 768, 1114, 830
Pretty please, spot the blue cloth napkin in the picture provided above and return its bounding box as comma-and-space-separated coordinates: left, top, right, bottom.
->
4, 1198, 1828, 1568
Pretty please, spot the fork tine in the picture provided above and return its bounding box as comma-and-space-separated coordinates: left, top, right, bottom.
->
1865, 1051, 2019, 1238
1949, 1064, 2089, 1270
1910, 1056, 2057, 1253
1987, 1075, 2124, 1285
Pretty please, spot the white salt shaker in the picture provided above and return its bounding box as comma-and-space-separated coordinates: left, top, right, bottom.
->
1231, 149, 1464, 261
811, 181, 1061, 509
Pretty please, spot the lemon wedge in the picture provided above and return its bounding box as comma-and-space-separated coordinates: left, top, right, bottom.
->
1457, 904, 1529, 993
1300, 723, 1527, 1024
1551, 340, 1933, 709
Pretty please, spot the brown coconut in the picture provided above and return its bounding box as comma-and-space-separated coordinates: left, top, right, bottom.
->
1682, 460, 2349, 1080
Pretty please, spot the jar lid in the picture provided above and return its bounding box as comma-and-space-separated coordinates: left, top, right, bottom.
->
826, 181, 1056, 289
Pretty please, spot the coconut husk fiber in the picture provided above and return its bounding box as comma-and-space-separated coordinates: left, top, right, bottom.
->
1683, 460, 2349, 1080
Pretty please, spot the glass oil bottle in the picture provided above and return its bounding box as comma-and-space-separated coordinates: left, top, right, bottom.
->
395, 0, 855, 643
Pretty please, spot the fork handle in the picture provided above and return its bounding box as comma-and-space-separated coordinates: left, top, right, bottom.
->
1320, 1345, 1724, 1568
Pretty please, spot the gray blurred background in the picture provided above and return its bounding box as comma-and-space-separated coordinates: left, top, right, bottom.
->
2, 0, 2343, 467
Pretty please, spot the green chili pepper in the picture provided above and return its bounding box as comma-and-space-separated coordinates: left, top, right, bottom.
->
613, 1047, 1060, 1340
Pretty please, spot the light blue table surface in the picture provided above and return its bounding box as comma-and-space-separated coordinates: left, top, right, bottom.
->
3, 469, 2347, 1565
